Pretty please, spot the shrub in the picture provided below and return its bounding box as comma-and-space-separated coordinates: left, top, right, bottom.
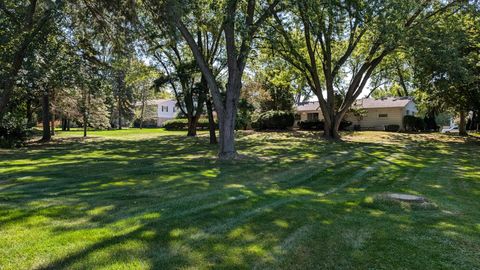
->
252, 111, 294, 130
163, 118, 216, 130
0, 114, 29, 148
415, 117, 425, 131
133, 118, 158, 128
236, 98, 254, 130
403, 115, 425, 131
197, 119, 216, 129
339, 120, 352, 131
298, 120, 351, 131
385, 124, 400, 132
163, 119, 188, 130
298, 120, 324, 130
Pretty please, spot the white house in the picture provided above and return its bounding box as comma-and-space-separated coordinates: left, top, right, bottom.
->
295, 97, 418, 130
136, 99, 178, 127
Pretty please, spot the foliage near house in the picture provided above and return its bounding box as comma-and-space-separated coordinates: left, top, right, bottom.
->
163, 118, 215, 131
252, 111, 295, 130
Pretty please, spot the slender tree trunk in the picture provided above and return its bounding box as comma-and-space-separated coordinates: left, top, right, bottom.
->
83, 88, 88, 137
62, 118, 67, 131
26, 99, 33, 127
206, 98, 217, 144
41, 91, 51, 141
118, 98, 122, 130
51, 116, 55, 136
187, 116, 200, 137
50, 90, 55, 135
469, 112, 476, 130
67, 119, 70, 131
459, 111, 467, 136
83, 115, 87, 137
140, 97, 145, 129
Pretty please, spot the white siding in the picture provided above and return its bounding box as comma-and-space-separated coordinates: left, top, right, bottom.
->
357, 108, 404, 130
403, 101, 418, 116
296, 104, 416, 130
157, 100, 177, 119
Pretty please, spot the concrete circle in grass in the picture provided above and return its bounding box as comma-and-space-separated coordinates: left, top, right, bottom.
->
386, 193, 426, 203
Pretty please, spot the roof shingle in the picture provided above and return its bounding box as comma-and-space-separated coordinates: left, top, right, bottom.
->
296, 97, 413, 111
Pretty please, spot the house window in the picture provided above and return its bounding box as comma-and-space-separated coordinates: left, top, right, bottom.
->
161, 106, 168, 112
406, 110, 410, 115
379, 113, 388, 118
307, 113, 319, 121
294, 114, 301, 121
173, 107, 176, 112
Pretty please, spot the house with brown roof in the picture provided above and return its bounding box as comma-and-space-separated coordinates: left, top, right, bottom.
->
295, 97, 418, 130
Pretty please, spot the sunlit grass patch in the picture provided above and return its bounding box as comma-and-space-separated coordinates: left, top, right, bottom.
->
0, 130, 479, 269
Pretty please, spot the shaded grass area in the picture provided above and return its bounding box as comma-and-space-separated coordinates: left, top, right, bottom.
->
0, 130, 479, 269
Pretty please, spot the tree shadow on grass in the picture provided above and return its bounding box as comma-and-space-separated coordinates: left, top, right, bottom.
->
0, 132, 479, 269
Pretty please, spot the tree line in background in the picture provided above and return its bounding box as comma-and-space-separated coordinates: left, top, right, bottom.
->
1, 0, 479, 158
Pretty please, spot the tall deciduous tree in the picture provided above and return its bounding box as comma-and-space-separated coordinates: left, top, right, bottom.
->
145, 0, 280, 159
412, 4, 479, 136
270, 0, 461, 139
152, 41, 207, 137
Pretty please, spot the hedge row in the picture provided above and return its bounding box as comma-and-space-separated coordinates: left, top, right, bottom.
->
297, 120, 352, 131
163, 118, 216, 130
385, 124, 400, 132
132, 118, 158, 128
252, 111, 294, 130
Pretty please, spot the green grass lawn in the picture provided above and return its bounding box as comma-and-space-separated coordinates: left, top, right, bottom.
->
1, 130, 479, 269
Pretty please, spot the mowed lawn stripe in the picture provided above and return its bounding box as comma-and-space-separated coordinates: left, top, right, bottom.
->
1, 131, 479, 270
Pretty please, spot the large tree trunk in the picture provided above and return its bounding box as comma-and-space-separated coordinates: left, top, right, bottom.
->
459, 111, 468, 136
323, 108, 347, 140
206, 97, 217, 144
323, 117, 341, 140
41, 91, 51, 141
217, 80, 240, 159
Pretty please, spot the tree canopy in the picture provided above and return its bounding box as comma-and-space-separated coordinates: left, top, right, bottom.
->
1, 0, 478, 155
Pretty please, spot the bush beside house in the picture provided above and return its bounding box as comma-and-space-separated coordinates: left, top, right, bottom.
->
385, 124, 400, 132
163, 118, 216, 130
298, 120, 352, 131
403, 115, 425, 131
252, 111, 294, 130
